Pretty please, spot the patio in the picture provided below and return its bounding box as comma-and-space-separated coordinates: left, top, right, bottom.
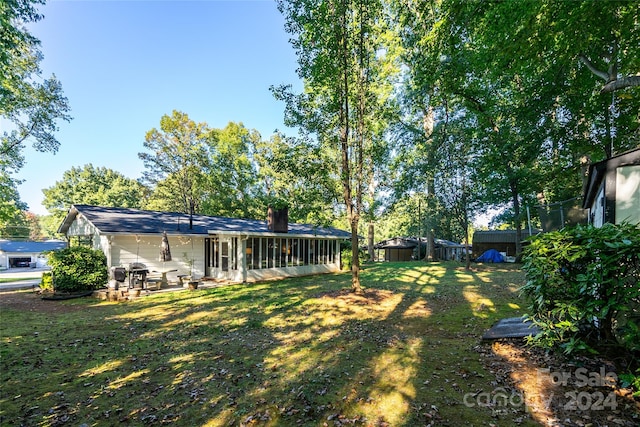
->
95, 276, 231, 301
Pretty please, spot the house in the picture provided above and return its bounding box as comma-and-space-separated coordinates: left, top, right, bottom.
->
57, 205, 351, 284
472, 229, 541, 259
0, 239, 67, 269
582, 147, 640, 227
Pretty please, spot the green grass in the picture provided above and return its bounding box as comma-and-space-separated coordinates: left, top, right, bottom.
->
0, 277, 39, 283
1, 262, 540, 426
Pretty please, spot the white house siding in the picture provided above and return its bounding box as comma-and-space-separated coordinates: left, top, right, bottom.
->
616, 165, 640, 225
109, 234, 206, 281
245, 264, 340, 283
67, 214, 100, 239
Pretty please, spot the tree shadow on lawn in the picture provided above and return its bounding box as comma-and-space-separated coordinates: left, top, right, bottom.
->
4, 262, 620, 426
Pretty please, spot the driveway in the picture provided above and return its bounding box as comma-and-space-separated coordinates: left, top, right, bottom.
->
0, 268, 47, 291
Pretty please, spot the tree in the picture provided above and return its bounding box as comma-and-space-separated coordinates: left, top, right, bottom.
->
392, 0, 639, 248
1, 0, 71, 222
0, 171, 28, 236
42, 164, 148, 227
254, 132, 343, 226
199, 122, 263, 219
275, 0, 391, 293
139, 111, 211, 215
140, 112, 266, 219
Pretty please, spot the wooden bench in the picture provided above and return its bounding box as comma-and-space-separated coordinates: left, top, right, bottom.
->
145, 278, 162, 290
177, 274, 190, 287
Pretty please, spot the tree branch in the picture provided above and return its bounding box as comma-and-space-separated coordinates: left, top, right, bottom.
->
600, 74, 640, 93
578, 55, 610, 81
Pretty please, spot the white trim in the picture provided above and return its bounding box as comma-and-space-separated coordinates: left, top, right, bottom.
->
206, 230, 345, 239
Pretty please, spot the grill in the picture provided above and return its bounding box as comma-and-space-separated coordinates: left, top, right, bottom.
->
128, 262, 148, 288
110, 267, 126, 282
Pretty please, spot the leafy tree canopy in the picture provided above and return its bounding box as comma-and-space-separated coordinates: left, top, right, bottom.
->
1, 0, 71, 226
42, 164, 149, 230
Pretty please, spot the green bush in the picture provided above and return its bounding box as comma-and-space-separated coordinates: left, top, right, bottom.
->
521, 222, 640, 355
40, 271, 53, 291
341, 244, 368, 271
46, 246, 108, 293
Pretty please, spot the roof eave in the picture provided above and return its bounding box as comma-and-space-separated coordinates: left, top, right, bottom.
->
57, 205, 80, 234
207, 230, 348, 239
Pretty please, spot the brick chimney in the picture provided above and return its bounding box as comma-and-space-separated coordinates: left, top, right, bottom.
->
267, 206, 288, 233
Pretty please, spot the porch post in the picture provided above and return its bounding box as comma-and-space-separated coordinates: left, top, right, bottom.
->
239, 237, 247, 283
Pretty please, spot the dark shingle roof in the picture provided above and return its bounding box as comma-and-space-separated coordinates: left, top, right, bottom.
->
0, 240, 67, 253
374, 237, 419, 249
59, 205, 351, 239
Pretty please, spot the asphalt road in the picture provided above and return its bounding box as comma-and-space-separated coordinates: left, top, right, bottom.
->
0, 268, 46, 291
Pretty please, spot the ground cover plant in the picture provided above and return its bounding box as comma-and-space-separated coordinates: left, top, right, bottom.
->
1, 262, 638, 426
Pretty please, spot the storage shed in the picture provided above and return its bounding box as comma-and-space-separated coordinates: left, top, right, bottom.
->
373, 237, 420, 262
582, 147, 640, 227
471, 229, 541, 259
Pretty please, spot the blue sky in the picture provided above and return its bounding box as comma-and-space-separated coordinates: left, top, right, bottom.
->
16, 0, 301, 215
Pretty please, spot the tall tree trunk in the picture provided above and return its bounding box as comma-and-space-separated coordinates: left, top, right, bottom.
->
337, 0, 361, 294
367, 222, 375, 261
462, 176, 471, 270
464, 226, 471, 270
421, 105, 436, 262
510, 178, 522, 257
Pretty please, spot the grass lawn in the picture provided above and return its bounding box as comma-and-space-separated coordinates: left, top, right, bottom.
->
1, 262, 636, 426
0, 277, 40, 283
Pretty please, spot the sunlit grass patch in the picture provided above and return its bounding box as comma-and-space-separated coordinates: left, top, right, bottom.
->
0, 262, 542, 426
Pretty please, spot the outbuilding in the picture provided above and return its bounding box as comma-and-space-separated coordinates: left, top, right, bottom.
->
471, 229, 541, 259
373, 237, 420, 262
582, 147, 640, 227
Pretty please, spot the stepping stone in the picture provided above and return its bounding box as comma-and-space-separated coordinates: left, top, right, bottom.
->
482, 317, 540, 340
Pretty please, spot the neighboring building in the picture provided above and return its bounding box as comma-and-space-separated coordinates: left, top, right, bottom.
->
57, 205, 351, 284
373, 237, 468, 262
0, 239, 67, 269
582, 147, 640, 227
472, 229, 541, 259
434, 239, 469, 262
374, 237, 419, 261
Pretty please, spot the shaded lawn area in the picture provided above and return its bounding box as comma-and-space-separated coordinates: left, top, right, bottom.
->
1, 262, 635, 426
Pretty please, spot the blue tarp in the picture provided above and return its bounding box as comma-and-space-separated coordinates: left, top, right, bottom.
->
476, 249, 504, 263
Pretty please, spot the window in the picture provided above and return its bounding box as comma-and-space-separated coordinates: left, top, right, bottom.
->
221, 241, 229, 271
205, 237, 219, 269
303, 239, 310, 265
261, 238, 269, 269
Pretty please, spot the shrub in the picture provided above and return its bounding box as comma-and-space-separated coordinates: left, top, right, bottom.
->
521, 222, 640, 355
46, 246, 108, 293
341, 244, 368, 271
40, 271, 53, 291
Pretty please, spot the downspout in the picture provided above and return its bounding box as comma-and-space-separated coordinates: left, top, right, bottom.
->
106, 235, 113, 268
